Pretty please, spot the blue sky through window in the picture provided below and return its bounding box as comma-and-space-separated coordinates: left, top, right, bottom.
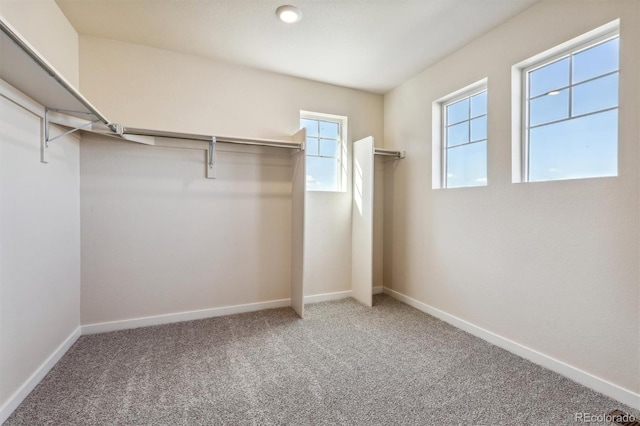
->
444, 90, 487, 188
526, 36, 619, 181
301, 117, 341, 191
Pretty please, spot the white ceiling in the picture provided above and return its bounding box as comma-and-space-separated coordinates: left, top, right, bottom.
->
56, 0, 540, 94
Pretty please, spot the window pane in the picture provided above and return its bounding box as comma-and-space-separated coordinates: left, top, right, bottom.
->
529, 88, 569, 127
573, 38, 619, 84
306, 137, 319, 156
528, 109, 617, 181
306, 156, 339, 191
470, 116, 487, 142
470, 91, 487, 118
319, 121, 339, 139
447, 121, 469, 147
319, 138, 339, 157
301, 118, 319, 137
572, 73, 618, 116
446, 141, 487, 188
446, 98, 469, 125
529, 57, 570, 98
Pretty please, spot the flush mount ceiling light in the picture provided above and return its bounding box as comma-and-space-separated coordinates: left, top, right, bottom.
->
276, 5, 302, 23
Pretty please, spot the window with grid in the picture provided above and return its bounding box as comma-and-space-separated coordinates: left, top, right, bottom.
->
442, 89, 488, 188
524, 33, 619, 182
301, 116, 343, 191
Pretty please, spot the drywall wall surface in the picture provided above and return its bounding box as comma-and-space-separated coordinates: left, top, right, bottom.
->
0, 0, 79, 87
79, 134, 294, 323
0, 90, 81, 410
303, 191, 353, 296
0, 1, 81, 416
78, 37, 383, 323
79, 36, 382, 143
384, 0, 639, 394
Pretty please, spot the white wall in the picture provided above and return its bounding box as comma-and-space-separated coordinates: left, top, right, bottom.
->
304, 191, 354, 296
0, 0, 81, 418
384, 0, 639, 396
78, 36, 384, 325
80, 135, 295, 323
0, 0, 79, 87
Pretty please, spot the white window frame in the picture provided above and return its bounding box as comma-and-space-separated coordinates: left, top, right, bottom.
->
300, 111, 348, 192
512, 19, 620, 183
432, 79, 488, 189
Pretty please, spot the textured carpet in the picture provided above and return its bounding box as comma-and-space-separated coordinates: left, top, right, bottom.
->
5, 294, 639, 425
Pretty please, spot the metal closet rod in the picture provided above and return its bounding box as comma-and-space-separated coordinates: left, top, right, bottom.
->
374, 148, 404, 158
122, 127, 303, 149
0, 18, 114, 130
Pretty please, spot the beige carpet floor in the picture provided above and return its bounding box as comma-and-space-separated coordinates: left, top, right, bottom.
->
5, 294, 639, 425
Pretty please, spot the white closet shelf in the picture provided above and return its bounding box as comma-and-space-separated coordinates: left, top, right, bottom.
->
0, 14, 305, 177
0, 14, 127, 163
0, 15, 115, 129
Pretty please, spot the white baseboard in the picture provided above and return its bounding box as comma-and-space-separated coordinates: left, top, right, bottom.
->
0, 327, 81, 424
382, 287, 640, 411
304, 290, 352, 304
82, 298, 291, 334
84, 286, 387, 334
300, 286, 383, 304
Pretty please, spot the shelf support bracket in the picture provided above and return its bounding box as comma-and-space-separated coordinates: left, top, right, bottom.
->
207, 136, 216, 179
42, 108, 100, 163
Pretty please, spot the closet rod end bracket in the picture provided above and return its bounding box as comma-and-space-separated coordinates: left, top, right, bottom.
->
109, 123, 123, 135
207, 136, 217, 179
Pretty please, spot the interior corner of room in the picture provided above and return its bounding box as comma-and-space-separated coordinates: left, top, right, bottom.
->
0, 0, 638, 423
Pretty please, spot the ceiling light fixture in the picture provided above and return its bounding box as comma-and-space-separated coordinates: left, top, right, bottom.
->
276, 5, 302, 23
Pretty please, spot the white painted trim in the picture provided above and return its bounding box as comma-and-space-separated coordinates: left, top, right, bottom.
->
372, 285, 383, 294
304, 290, 352, 304
84, 287, 388, 334
0, 327, 81, 424
382, 287, 640, 410
81, 299, 291, 334
513, 19, 620, 71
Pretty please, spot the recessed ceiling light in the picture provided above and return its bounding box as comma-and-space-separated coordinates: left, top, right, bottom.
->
276, 5, 302, 23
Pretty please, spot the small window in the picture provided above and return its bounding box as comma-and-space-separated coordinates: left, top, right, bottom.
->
522, 30, 619, 182
437, 84, 488, 188
300, 112, 346, 192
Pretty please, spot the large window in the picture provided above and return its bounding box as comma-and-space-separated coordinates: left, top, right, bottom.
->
523, 32, 619, 182
439, 86, 488, 188
300, 113, 346, 192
